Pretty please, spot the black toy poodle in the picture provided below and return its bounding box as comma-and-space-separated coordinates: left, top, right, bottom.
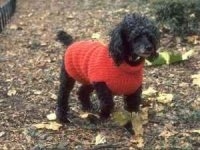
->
56, 13, 160, 124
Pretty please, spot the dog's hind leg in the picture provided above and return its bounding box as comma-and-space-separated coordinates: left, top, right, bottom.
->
93, 82, 114, 119
56, 62, 75, 123
78, 84, 94, 111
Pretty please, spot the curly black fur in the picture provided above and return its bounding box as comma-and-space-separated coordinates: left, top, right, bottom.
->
56, 13, 160, 124
109, 13, 160, 65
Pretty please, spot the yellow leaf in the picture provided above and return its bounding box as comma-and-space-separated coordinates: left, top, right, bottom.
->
7, 89, 17, 96
182, 50, 194, 60
45, 122, 62, 130
191, 73, 200, 87
33, 123, 46, 129
189, 129, 200, 134
95, 132, 107, 145
157, 93, 173, 104
46, 113, 57, 121
143, 87, 157, 97
112, 110, 131, 126
33, 122, 62, 131
131, 113, 144, 136
91, 33, 101, 39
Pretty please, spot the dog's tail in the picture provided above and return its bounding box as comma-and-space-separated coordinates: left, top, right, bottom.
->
56, 30, 73, 46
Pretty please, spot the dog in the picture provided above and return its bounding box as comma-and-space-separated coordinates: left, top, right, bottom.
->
56, 13, 160, 123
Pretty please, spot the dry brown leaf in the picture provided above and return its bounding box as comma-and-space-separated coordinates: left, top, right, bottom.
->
159, 130, 177, 138
131, 136, 144, 148
187, 35, 200, 44
33, 122, 62, 131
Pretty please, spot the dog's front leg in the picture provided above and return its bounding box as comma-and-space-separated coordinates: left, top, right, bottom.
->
123, 86, 142, 134
93, 82, 114, 119
124, 86, 142, 113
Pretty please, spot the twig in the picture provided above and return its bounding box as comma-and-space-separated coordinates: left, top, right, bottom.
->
92, 143, 122, 150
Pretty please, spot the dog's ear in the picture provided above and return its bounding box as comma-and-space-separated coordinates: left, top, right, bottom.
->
109, 25, 125, 66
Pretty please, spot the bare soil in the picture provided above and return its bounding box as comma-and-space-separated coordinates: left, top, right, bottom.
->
0, 0, 199, 149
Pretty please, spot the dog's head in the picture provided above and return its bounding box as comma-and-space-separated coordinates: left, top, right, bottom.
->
109, 13, 160, 66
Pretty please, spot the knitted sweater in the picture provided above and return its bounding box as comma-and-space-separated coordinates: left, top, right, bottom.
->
64, 41, 144, 95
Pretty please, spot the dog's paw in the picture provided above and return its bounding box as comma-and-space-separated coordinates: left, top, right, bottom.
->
56, 107, 70, 123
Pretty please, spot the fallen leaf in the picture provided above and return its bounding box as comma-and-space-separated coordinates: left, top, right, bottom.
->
10, 24, 18, 30
191, 73, 200, 87
95, 133, 107, 145
189, 129, 200, 134
157, 93, 173, 104
91, 33, 101, 39
46, 113, 57, 121
159, 130, 177, 138
146, 51, 168, 66
0, 131, 6, 137
33, 123, 46, 129
113, 107, 149, 135
187, 35, 200, 44
143, 87, 157, 97
146, 50, 194, 66
182, 50, 194, 60
33, 122, 62, 131
33, 90, 42, 95
131, 136, 144, 148
7, 89, 17, 96
131, 113, 144, 136
112, 110, 131, 126
50, 93, 57, 100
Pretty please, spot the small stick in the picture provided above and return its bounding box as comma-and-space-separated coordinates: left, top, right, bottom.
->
92, 143, 122, 150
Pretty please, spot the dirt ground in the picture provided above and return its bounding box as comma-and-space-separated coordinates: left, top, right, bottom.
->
0, 0, 199, 149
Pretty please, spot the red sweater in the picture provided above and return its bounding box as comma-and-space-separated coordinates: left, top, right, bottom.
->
64, 41, 144, 95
